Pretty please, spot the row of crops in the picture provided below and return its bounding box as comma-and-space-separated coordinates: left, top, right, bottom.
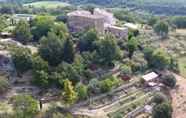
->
107, 90, 153, 118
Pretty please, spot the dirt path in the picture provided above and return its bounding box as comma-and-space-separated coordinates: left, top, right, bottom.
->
171, 74, 186, 118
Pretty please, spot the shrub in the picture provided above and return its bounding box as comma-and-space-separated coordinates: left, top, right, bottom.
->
152, 92, 168, 104
161, 73, 176, 88
11, 47, 32, 74
12, 95, 39, 118
75, 83, 88, 100
152, 102, 172, 118
0, 76, 10, 94
100, 76, 119, 93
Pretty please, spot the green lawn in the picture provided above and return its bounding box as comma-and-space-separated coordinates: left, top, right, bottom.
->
179, 57, 186, 78
24, 1, 71, 9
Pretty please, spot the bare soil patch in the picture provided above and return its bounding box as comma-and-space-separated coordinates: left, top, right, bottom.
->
171, 74, 186, 118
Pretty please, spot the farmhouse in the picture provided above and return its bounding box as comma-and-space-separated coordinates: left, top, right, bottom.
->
67, 8, 128, 39
13, 14, 36, 23
67, 10, 105, 33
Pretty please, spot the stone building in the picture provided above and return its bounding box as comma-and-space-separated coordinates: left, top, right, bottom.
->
67, 10, 105, 33
105, 25, 128, 39
67, 9, 128, 39
94, 8, 116, 26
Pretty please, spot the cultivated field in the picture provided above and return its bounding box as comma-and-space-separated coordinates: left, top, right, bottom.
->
24, 1, 71, 8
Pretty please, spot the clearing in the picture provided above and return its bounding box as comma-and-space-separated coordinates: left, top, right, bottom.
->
24, 1, 71, 8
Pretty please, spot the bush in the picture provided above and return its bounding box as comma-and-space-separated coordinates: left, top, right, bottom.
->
120, 64, 132, 76
152, 92, 168, 104
161, 73, 177, 88
100, 76, 119, 93
75, 83, 88, 100
88, 78, 101, 94
152, 102, 172, 118
0, 76, 10, 94
172, 16, 186, 28
11, 47, 32, 74
12, 95, 39, 118
154, 21, 169, 38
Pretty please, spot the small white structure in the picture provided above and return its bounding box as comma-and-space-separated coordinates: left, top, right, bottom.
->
144, 105, 153, 113
13, 14, 36, 23
124, 23, 139, 31
142, 72, 159, 82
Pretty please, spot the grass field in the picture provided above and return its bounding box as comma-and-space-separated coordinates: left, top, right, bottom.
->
24, 1, 71, 8
179, 57, 186, 78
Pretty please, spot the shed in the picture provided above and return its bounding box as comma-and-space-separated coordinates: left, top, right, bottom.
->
142, 72, 159, 82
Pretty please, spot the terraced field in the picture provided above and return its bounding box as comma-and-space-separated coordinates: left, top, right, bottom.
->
107, 91, 152, 118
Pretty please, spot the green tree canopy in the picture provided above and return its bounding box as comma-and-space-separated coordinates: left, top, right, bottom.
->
62, 38, 75, 64
75, 83, 88, 100
11, 47, 32, 74
152, 102, 172, 118
151, 49, 171, 70
31, 15, 54, 40
127, 37, 138, 58
63, 79, 77, 105
96, 34, 121, 65
79, 29, 99, 52
0, 76, 10, 94
50, 22, 69, 39
14, 20, 33, 44
161, 73, 177, 88
39, 32, 64, 66
154, 21, 169, 38
12, 95, 39, 118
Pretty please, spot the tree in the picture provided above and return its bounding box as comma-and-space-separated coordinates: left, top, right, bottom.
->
0, 76, 10, 94
127, 37, 138, 58
152, 102, 172, 118
11, 47, 32, 74
63, 79, 77, 105
50, 22, 69, 39
148, 17, 159, 26
33, 70, 49, 88
96, 34, 121, 65
78, 29, 99, 52
56, 63, 80, 84
120, 64, 132, 77
14, 20, 33, 44
62, 38, 75, 63
143, 47, 154, 62
31, 16, 54, 40
154, 21, 169, 38
152, 92, 168, 104
161, 73, 177, 88
88, 78, 101, 94
12, 95, 39, 118
100, 76, 119, 93
75, 83, 88, 100
150, 49, 171, 70
172, 16, 186, 28
39, 32, 64, 66
32, 55, 49, 72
